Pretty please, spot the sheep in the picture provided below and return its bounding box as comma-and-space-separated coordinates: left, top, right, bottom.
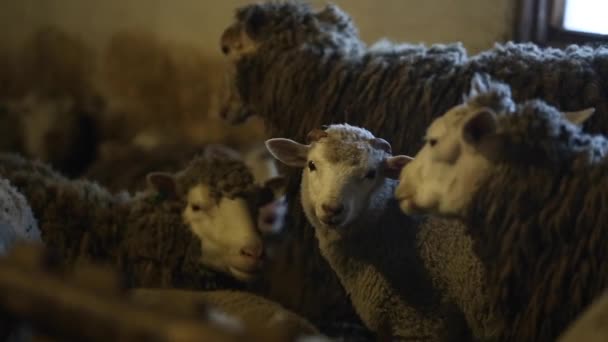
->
0, 151, 288, 289
83, 142, 288, 259
395, 73, 607, 342
221, 1, 608, 155
0, 177, 41, 256
218, 3, 608, 335
0, 178, 42, 342
266, 123, 497, 341
129, 288, 322, 340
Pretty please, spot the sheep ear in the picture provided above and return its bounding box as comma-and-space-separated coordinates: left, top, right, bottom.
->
263, 176, 288, 199
146, 172, 178, 200
384, 155, 414, 179
244, 5, 267, 37
563, 108, 594, 126
265, 138, 309, 168
462, 108, 497, 147
204, 144, 241, 160
371, 138, 392, 154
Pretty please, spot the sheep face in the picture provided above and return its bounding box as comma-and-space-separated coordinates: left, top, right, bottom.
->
395, 76, 595, 219
266, 124, 411, 232
182, 183, 263, 282
147, 172, 287, 282
395, 103, 499, 218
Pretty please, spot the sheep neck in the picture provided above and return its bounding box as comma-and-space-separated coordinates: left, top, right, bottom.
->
304, 179, 444, 337
464, 159, 608, 342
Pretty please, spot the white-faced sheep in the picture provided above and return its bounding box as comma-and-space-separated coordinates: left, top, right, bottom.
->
266, 124, 497, 341
395, 74, 605, 342
84, 142, 288, 259
0, 151, 287, 289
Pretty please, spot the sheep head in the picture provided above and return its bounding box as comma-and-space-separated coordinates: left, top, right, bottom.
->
220, 2, 359, 61
145, 150, 288, 282
218, 2, 363, 125
266, 123, 411, 232
395, 73, 596, 219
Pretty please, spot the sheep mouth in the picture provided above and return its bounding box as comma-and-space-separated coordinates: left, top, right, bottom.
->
396, 196, 424, 216
319, 216, 347, 229
229, 266, 262, 282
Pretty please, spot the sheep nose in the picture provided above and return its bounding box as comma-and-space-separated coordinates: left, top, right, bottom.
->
221, 45, 230, 55
322, 203, 344, 216
240, 244, 264, 260
395, 181, 414, 202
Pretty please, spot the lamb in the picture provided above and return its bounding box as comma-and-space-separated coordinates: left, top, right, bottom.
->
266, 123, 497, 341
395, 73, 607, 342
0, 151, 287, 289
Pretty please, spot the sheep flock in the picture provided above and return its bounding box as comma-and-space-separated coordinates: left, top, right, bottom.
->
1, 0, 608, 341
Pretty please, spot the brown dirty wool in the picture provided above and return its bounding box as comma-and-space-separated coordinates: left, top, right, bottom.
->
464, 79, 608, 342
232, 2, 608, 155
226, 1, 608, 337
0, 152, 268, 291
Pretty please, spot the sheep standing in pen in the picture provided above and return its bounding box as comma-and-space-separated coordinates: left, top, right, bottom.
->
0, 177, 41, 255
0, 178, 42, 341
221, 1, 608, 151
266, 123, 497, 341
0, 151, 287, 289
395, 74, 606, 342
84, 142, 288, 260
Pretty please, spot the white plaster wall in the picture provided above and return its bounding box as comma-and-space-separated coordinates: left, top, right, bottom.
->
1, 0, 515, 55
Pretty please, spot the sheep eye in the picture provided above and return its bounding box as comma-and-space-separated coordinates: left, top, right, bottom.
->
427, 138, 438, 147
308, 160, 316, 172
191, 204, 203, 212
364, 169, 376, 179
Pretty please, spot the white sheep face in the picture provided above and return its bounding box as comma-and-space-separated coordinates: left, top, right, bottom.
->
266, 125, 411, 232
182, 184, 263, 282
395, 104, 498, 218
146, 170, 284, 283
395, 102, 595, 219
